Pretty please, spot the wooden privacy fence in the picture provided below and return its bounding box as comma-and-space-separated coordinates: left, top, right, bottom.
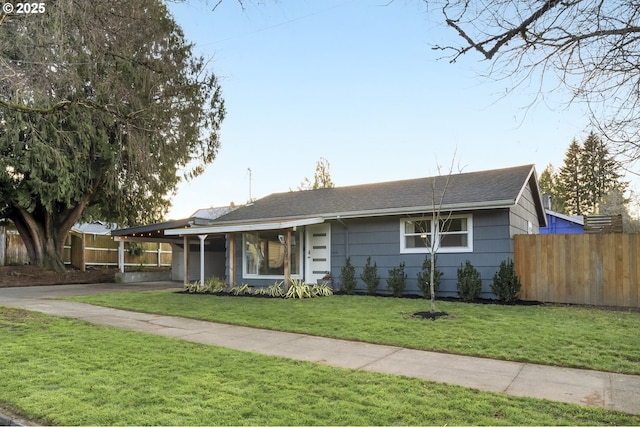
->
0, 228, 30, 266
1, 227, 171, 270
514, 233, 640, 308
64, 233, 172, 270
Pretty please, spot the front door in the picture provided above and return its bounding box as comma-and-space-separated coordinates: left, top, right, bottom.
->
305, 223, 331, 284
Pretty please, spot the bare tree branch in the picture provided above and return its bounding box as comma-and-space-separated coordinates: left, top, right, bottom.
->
433, 0, 640, 163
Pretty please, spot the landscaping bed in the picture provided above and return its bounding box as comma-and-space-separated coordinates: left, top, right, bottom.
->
0, 265, 116, 288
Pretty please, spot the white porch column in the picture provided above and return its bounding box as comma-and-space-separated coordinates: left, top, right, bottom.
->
228, 233, 236, 286
118, 240, 125, 273
183, 235, 190, 285
198, 234, 207, 284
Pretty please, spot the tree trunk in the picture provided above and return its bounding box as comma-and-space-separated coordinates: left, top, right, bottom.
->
429, 255, 436, 313
9, 202, 88, 273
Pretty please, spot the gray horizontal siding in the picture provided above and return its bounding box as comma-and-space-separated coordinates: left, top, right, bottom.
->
227, 209, 516, 298
331, 210, 514, 298
510, 181, 540, 236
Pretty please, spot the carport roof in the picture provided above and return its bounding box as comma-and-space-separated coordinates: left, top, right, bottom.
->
111, 206, 238, 240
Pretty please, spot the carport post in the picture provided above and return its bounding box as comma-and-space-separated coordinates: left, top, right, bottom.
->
198, 234, 207, 284
183, 235, 190, 285
118, 240, 125, 273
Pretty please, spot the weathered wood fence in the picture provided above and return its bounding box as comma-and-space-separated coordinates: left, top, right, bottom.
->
514, 234, 640, 308
0, 228, 30, 266
67, 234, 172, 270
1, 227, 171, 270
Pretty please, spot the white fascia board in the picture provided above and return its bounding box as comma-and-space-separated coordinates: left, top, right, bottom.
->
331, 200, 516, 220
112, 236, 181, 244
165, 217, 325, 236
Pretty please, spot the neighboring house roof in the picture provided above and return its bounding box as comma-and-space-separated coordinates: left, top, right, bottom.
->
545, 209, 584, 226
167, 164, 545, 235
72, 221, 117, 235
190, 206, 238, 220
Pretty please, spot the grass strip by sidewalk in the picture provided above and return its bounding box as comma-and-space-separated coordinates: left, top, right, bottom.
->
67, 291, 640, 375
1, 306, 640, 426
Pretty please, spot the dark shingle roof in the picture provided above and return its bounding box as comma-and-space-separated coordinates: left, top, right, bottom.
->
213, 165, 542, 224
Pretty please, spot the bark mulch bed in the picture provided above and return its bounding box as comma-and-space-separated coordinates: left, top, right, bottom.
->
0, 265, 117, 288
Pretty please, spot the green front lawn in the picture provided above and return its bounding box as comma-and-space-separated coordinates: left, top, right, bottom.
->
66, 291, 640, 375
1, 306, 639, 426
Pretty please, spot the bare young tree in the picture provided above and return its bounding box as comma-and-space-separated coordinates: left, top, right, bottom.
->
433, 1, 640, 164
408, 154, 459, 314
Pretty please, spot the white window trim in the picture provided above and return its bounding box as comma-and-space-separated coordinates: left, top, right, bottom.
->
242, 232, 302, 279
400, 214, 473, 254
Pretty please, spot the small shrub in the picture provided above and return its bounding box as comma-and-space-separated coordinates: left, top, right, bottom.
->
457, 260, 482, 301
285, 278, 312, 299
127, 242, 144, 257
416, 255, 442, 299
360, 256, 380, 295
491, 258, 521, 303
339, 257, 357, 294
386, 262, 407, 297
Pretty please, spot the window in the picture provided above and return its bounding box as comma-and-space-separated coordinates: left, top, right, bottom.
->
400, 215, 472, 253
243, 231, 300, 277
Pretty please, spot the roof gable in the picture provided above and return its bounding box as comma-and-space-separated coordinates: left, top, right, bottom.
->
214, 165, 540, 223
546, 209, 585, 226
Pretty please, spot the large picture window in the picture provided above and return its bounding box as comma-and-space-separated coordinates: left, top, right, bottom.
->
400, 215, 472, 253
243, 231, 300, 277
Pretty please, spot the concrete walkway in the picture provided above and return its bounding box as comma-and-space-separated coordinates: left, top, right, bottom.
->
1, 282, 639, 416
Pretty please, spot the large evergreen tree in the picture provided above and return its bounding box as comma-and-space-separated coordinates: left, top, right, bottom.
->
558, 140, 583, 216
538, 164, 566, 212
543, 134, 627, 216
0, 0, 225, 271
580, 132, 626, 213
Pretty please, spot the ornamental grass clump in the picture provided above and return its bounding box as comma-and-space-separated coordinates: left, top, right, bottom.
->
491, 258, 521, 303
457, 260, 482, 301
285, 278, 312, 299
184, 277, 226, 294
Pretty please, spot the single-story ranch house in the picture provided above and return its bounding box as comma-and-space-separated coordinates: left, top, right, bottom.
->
161, 164, 546, 298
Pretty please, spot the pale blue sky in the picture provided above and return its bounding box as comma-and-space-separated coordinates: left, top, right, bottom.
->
166, 0, 593, 219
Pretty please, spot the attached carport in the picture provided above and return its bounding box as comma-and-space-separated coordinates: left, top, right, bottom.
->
111, 216, 226, 283
164, 217, 325, 287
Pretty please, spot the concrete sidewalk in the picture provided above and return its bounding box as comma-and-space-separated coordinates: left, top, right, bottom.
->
1, 282, 639, 416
